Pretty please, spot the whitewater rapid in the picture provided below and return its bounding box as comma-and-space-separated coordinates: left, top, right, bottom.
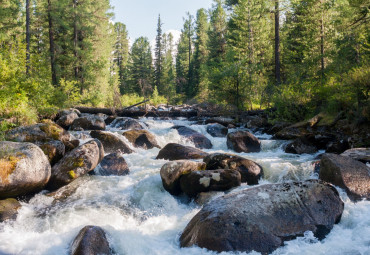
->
0, 118, 369, 255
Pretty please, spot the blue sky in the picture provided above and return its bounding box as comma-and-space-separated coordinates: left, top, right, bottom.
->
111, 0, 214, 44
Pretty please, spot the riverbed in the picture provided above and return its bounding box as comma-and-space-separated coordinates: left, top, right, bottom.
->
0, 118, 369, 255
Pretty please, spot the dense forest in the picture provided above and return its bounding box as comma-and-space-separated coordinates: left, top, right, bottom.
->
0, 0, 369, 129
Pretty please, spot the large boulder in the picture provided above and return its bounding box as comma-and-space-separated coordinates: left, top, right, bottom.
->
47, 139, 104, 190
160, 160, 206, 195
156, 143, 209, 161
98, 153, 129, 176
5, 121, 71, 144
70, 115, 106, 131
0, 198, 21, 222
204, 153, 263, 185
172, 126, 212, 149
0, 141, 51, 198
71, 226, 112, 255
180, 180, 344, 254
341, 148, 370, 164
320, 153, 370, 201
38, 140, 65, 165
90, 130, 133, 154
56, 111, 79, 129
206, 123, 228, 137
122, 130, 160, 149
227, 131, 261, 153
110, 117, 145, 130
180, 170, 241, 197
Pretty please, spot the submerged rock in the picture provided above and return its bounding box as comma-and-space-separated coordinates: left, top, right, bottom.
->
156, 143, 209, 161
172, 126, 212, 149
90, 130, 133, 154
206, 123, 228, 137
320, 153, 370, 201
180, 180, 344, 254
5, 121, 71, 144
47, 139, 104, 190
227, 131, 261, 153
98, 153, 129, 176
110, 117, 145, 130
70, 115, 106, 131
0, 141, 51, 198
0, 198, 21, 222
122, 129, 160, 149
71, 226, 112, 255
160, 160, 206, 195
204, 153, 263, 184
180, 169, 241, 197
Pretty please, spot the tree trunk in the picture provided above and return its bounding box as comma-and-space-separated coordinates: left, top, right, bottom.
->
320, 0, 325, 80
274, 0, 281, 85
73, 0, 79, 80
47, 0, 57, 86
26, 0, 30, 75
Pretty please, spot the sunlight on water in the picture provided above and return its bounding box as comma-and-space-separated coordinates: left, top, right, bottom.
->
0, 118, 369, 255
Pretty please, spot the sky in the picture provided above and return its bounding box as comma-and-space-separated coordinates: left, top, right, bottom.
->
111, 0, 214, 46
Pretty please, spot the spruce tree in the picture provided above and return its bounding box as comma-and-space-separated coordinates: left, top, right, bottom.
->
154, 14, 165, 94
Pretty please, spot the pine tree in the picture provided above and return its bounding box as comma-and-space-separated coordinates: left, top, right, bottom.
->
113, 22, 129, 93
154, 14, 165, 94
193, 8, 210, 99
162, 33, 176, 103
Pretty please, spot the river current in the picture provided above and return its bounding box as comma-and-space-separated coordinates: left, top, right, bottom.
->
0, 118, 369, 255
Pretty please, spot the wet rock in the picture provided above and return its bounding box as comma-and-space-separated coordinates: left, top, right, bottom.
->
204, 153, 263, 184
320, 153, 370, 201
0, 142, 51, 199
110, 117, 144, 130
180, 169, 241, 197
64, 140, 80, 153
71, 225, 112, 255
39, 140, 65, 165
265, 122, 290, 135
172, 126, 212, 149
156, 143, 209, 161
58, 108, 81, 118
47, 177, 87, 205
326, 139, 350, 154
70, 115, 106, 131
0, 198, 21, 222
205, 117, 235, 127
341, 148, 370, 163
98, 153, 129, 176
180, 180, 344, 254
104, 116, 116, 125
90, 130, 133, 154
160, 160, 206, 195
122, 130, 160, 149
227, 131, 261, 153
206, 123, 228, 137
273, 126, 308, 140
56, 112, 79, 129
47, 139, 104, 190
241, 115, 268, 129
195, 191, 224, 205
285, 138, 317, 154
5, 121, 71, 143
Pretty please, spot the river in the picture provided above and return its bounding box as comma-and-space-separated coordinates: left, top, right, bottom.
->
0, 118, 369, 255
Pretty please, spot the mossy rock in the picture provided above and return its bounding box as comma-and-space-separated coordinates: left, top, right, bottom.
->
0, 198, 21, 222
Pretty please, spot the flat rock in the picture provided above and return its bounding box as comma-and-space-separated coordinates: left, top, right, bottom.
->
320, 153, 370, 201
180, 169, 241, 197
204, 153, 263, 184
341, 148, 370, 163
156, 143, 208, 161
71, 226, 112, 255
90, 130, 133, 154
0, 141, 51, 198
180, 180, 344, 254
160, 160, 206, 195
227, 131, 261, 153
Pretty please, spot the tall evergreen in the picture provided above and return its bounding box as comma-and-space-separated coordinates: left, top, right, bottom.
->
113, 22, 129, 93
162, 33, 176, 103
154, 15, 164, 94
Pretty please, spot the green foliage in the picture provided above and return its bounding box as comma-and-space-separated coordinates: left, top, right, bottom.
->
121, 94, 145, 107
150, 86, 167, 106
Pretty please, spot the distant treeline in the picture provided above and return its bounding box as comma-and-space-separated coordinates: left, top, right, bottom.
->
0, 0, 369, 127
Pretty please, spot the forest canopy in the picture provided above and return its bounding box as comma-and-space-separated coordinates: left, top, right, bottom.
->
0, 0, 369, 128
